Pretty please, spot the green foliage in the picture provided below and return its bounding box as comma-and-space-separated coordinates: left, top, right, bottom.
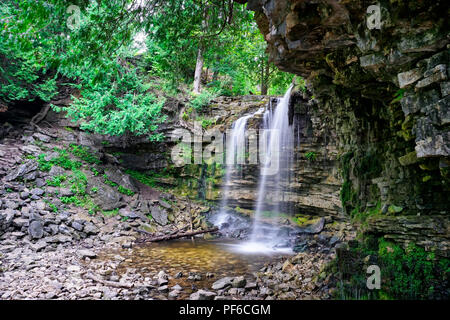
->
1, 0, 295, 143
46, 175, 67, 187
69, 169, 88, 196
69, 144, 100, 164
1, 0, 167, 140
197, 116, 216, 129
125, 169, 158, 187
305, 151, 317, 162
377, 240, 445, 299
336, 238, 450, 300
103, 174, 118, 187
188, 90, 218, 111
118, 185, 135, 196
60, 196, 83, 206
44, 200, 58, 213
391, 89, 405, 104
102, 208, 119, 217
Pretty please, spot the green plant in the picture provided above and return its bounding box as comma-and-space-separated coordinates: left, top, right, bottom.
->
391, 89, 405, 104
91, 167, 100, 176
60, 196, 83, 206
334, 238, 450, 300
118, 185, 135, 196
46, 175, 67, 187
69, 144, 101, 165
305, 151, 317, 161
102, 208, 119, 217
69, 169, 88, 196
104, 174, 118, 187
44, 200, 58, 213
188, 89, 218, 111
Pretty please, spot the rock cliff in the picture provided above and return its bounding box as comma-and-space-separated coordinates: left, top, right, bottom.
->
244, 0, 449, 255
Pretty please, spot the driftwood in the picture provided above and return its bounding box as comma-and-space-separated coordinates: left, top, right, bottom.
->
138, 227, 219, 243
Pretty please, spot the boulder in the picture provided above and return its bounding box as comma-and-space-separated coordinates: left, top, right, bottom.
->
189, 290, 217, 300
151, 206, 168, 226
4, 159, 38, 181
92, 181, 123, 211
211, 277, 233, 290
28, 220, 44, 239
232, 276, 246, 288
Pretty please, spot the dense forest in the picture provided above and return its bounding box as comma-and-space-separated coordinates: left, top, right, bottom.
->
0, 0, 293, 139
0, 0, 449, 305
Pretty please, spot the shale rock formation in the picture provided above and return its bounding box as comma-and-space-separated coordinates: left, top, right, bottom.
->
245, 0, 449, 255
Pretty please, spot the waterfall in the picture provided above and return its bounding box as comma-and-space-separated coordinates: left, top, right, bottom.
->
212, 108, 264, 227
250, 85, 294, 246
212, 86, 295, 253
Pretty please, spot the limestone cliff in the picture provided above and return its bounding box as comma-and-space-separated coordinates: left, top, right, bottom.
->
244, 0, 449, 255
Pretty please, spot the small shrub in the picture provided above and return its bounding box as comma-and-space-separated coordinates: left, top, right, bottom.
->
118, 185, 135, 196
46, 175, 67, 187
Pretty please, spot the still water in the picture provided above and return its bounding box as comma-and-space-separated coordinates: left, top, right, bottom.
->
103, 239, 292, 299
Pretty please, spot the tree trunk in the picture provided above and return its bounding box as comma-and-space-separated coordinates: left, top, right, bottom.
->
261, 60, 269, 95
193, 43, 204, 94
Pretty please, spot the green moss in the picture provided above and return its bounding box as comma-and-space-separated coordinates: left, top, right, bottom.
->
388, 204, 403, 214
398, 151, 418, 166
118, 185, 135, 196
69, 144, 101, 165
334, 238, 450, 300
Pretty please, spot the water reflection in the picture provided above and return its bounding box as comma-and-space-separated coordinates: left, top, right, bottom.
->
107, 239, 291, 298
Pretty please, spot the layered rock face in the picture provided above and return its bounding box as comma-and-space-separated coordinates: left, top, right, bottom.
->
245, 0, 449, 255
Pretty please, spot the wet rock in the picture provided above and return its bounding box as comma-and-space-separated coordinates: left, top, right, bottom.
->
67, 265, 81, 272
189, 290, 217, 300
71, 221, 84, 232
168, 290, 180, 298
5, 200, 19, 210
33, 133, 51, 143
297, 218, 325, 234
59, 188, 74, 197
119, 241, 131, 249
232, 276, 246, 288
171, 284, 183, 291
84, 223, 99, 235
104, 168, 137, 193
398, 68, 423, 88
245, 282, 257, 290
158, 200, 171, 210
211, 277, 233, 290
158, 285, 169, 293
29, 240, 47, 252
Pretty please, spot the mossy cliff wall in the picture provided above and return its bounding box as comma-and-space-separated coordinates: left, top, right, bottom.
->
244, 0, 449, 256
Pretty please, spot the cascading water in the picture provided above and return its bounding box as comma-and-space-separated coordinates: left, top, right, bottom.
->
212, 86, 296, 254
210, 108, 264, 235
236, 85, 295, 253
251, 85, 294, 238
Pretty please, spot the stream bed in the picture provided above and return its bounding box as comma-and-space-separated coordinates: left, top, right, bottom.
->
99, 239, 293, 299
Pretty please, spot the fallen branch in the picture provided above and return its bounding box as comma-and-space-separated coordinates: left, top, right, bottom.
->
138, 227, 219, 243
